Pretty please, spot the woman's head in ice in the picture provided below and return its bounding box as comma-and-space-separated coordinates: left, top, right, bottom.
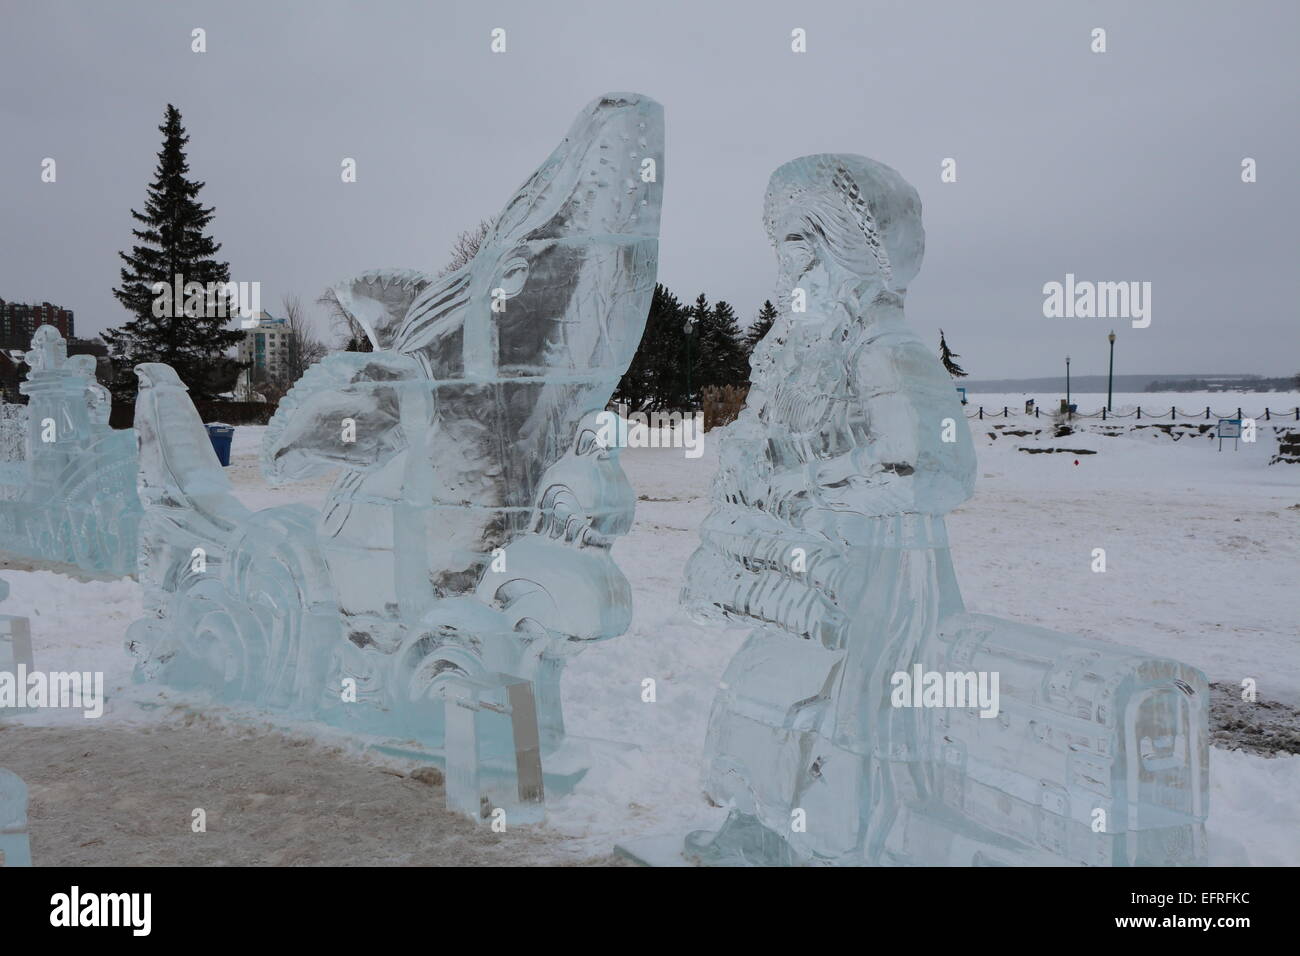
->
764, 154, 924, 315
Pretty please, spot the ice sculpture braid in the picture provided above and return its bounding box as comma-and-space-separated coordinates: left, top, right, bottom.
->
828, 161, 892, 285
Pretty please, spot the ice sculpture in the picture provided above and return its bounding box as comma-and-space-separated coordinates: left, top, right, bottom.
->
0, 404, 25, 463
127, 363, 340, 714
0, 327, 139, 576
1, 577, 35, 714
128, 93, 664, 815
0, 768, 31, 867
443, 674, 546, 824
680, 154, 1208, 866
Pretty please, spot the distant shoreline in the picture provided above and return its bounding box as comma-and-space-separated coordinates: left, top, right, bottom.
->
964, 374, 1297, 394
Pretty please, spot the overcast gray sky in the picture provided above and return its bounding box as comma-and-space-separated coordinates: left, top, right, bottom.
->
2, 0, 1296, 380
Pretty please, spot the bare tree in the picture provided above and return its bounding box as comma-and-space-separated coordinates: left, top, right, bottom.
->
310, 217, 493, 355
316, 286, 372, 352
436, 218, 494, 277
281, 294, 328, 381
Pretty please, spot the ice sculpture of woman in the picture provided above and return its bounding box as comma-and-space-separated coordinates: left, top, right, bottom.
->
680, 154, 1208, 868
681, 154, 976, 864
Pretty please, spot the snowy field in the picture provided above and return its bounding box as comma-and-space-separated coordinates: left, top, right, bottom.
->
1, 396, 1298, 866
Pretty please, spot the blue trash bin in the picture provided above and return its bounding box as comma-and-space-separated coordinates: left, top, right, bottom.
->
205, 423, 235, 467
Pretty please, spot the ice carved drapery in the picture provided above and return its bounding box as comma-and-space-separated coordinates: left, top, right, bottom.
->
0, 327, 139, 576
127, 94, 664, 817
680, 154, 1208, 866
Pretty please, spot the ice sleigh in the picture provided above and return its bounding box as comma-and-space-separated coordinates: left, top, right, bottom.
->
690, 607, 1208, 867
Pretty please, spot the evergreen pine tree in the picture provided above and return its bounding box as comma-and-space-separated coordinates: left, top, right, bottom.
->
939, 328, 968, 378
613, 288, 753, 410
697, 299, 748, 389
612, 283, 686, 410
681, 293, 710, 406
744, 300, 778, 354
105, 104, 243, 400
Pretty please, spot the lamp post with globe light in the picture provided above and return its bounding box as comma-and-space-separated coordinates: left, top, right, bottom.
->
1107, 330, 1117, 413
684, 315, 697, 408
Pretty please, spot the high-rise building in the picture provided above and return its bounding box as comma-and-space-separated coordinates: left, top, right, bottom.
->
237, 311, 295, 382
0, 299, 75, 349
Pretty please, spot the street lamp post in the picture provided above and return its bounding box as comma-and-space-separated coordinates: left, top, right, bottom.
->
683, 317, 696, 408
1107, 330, 1116, 413
1066, 355, 1071, 419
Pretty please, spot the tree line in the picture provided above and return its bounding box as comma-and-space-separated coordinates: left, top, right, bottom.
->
94, 104, 968, 411
614, 287, 776, 411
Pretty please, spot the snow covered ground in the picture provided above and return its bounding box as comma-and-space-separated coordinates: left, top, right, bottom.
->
1, 396, 1297, 866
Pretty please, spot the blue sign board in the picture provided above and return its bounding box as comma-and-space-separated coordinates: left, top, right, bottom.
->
1218, 418, 1241, 451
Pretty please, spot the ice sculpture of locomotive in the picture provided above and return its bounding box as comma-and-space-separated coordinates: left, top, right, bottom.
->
0, 326, 139, 577
680, 154, 1207, 866
126, 93, 664, 819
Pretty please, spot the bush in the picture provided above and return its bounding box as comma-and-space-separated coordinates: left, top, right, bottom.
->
700, 384, 749, 431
